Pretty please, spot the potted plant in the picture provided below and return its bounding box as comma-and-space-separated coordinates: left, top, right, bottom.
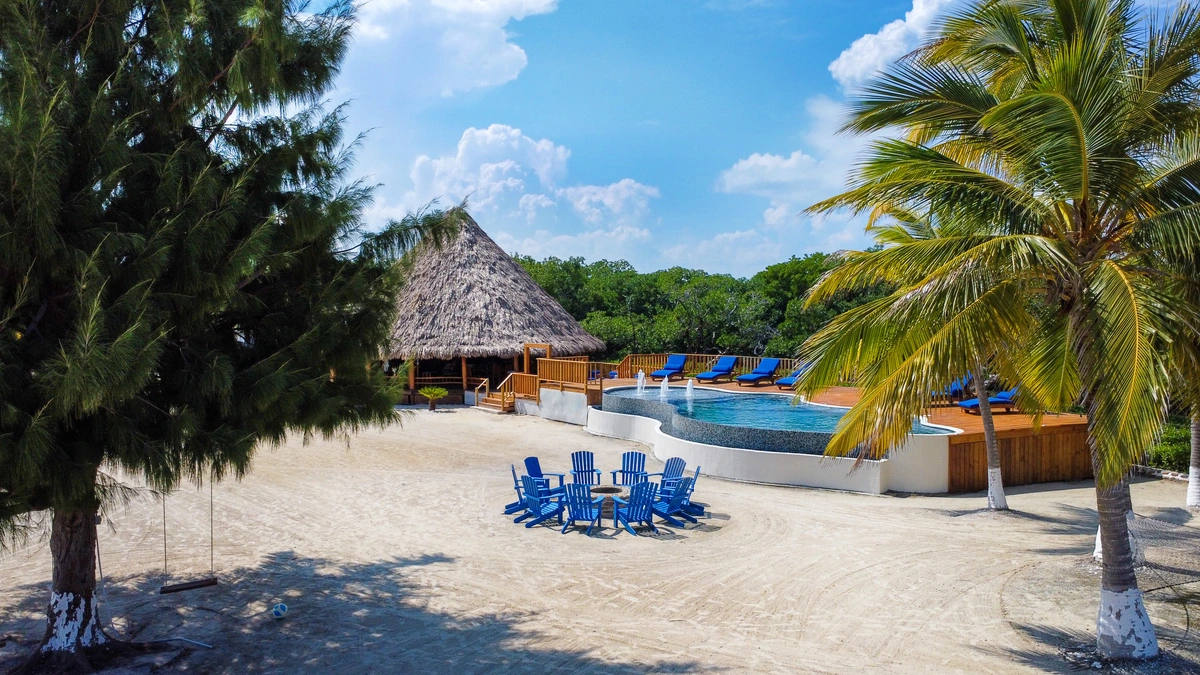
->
418, 386, 449, 411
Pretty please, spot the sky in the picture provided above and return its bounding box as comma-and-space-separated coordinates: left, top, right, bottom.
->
332, 0, 959, 277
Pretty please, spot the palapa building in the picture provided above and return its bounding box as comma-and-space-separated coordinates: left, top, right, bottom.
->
387, 215, 604, 402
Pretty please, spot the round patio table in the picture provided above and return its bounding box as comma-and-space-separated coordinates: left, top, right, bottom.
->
589, 485, 628, 521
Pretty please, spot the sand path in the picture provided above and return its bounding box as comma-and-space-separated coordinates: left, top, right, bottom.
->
1, 408, 1197, 673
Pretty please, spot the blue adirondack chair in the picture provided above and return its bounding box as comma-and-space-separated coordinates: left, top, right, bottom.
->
504, 464, 525, 515
648, 456, 686, 490
561, 484, 605, 534
610, 451, 648, 486
653, 477, 697, 526
660, 466, 704, 516
570, 450, 602, 485
612, 481, 658, 536
517, 475, 564, 528
524, 456, 565, 495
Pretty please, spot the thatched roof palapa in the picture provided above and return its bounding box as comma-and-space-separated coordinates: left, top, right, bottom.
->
388, 215, 605, 360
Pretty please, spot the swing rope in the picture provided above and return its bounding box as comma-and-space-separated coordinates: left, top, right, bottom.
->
159, 469, 219, 594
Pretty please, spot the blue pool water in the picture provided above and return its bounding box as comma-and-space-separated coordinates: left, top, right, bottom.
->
605, 386, 952, 435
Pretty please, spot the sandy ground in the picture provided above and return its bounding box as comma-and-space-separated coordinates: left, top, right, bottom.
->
1, 407, 1198, 674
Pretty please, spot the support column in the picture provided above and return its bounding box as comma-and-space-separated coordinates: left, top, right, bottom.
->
408, 359, 416, 390
461, 356, 468, 391
513, 355, 519, 372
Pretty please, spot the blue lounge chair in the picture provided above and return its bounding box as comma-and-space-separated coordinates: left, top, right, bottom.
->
660, 466, 704, 516
775, 363, 812, 389
613, 481, 658, 536
516, 475, 564, 528
736, 358, 781, 386
648, 457, 686, 490
695, 355, 738, 383
523, 457, 565, 495
650, 354, 687, 381
653, 477, 697, 526
561, 484, 605, 534
958, 387, 1018, 413
937, 376, 972, 402
570, 450, 602, 485
611, 451, 648, 486
505, 464, 525, 515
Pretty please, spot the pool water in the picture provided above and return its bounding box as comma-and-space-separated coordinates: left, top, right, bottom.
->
606, 387, 952, 435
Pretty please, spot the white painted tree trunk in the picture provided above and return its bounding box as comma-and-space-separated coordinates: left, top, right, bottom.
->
42, 591, 106, 653
1188, 412, 1200, 509
1097, 588, 1158, 659
971, 365, 1008, 510
1094, 479, 1157, 659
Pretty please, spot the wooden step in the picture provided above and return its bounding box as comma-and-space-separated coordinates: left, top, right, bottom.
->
476, 396, 514, 413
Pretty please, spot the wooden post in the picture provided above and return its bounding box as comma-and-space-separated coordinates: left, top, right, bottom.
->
524, 345, 530, 374
513, 355, 519, 372
408, 359, 416, 390
460, 356, 468, 391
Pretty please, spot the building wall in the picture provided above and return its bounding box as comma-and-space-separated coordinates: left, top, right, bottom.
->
537, 388, 590, 426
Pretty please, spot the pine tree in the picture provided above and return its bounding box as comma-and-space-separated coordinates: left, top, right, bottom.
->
0, 1, 455, 669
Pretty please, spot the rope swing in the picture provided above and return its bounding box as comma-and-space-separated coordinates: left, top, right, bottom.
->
159, 469, 219, 594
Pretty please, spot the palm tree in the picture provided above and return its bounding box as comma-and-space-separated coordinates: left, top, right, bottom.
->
836, 207, 1013, 510
801, 0, 1200, 659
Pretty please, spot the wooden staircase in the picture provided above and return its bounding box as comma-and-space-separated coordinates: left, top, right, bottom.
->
474, 376, 516, 414
476, 393, 515, 413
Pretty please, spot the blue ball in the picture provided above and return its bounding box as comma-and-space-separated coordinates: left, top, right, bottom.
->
271, 603, 288, 619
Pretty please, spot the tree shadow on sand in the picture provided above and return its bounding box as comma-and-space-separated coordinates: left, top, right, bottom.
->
988, 623, 1200, 674
0, 552, 718, 674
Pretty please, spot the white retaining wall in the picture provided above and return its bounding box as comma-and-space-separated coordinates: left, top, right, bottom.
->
585, 406, 953, 494
537, 388, 590, 426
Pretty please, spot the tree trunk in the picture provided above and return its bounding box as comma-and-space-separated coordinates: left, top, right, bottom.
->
15, 507, 107, 672
1094, 478, 1158, 659
1188, 410, 1200, 509
1093, 476, 1142, 564
972, 367, 1007, 510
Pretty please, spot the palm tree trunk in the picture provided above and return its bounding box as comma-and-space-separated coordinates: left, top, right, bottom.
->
1094, 478, 1158, 658
972, 367, 1007, 510
1188, 410, 1200, 509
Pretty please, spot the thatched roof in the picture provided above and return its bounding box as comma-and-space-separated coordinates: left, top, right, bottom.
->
388, 215, 605, 360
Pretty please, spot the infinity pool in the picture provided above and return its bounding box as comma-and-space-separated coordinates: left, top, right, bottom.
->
605, 386, 952, 435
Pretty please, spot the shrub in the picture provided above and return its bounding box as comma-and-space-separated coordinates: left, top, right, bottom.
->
418, 386, 449, 411
1146, 417, 1191, 473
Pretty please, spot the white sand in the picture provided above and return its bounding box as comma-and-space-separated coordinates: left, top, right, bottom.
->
1, 407, 1197, 673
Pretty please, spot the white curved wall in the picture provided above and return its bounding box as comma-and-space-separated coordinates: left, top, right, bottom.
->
586, 406, 951, 494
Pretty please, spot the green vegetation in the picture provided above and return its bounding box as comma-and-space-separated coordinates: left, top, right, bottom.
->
514, 254, 889, 359
1147, 417, 1191, 473
419, 386, 450, 411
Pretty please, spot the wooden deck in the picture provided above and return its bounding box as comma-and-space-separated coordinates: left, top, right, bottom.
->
603, 378, 1092, 493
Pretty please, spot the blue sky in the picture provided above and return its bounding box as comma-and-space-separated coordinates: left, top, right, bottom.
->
333, 0, 955, 276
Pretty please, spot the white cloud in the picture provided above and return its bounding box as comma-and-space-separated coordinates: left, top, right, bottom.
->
351, 0, 559, 99
718, 96, 867, 215
494, 224, 652, 261
559, 179, 660, 224
828, 0, 958, 88
369, 123, 660, 263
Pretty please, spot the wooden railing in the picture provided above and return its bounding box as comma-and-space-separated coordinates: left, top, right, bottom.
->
413, 376, 487, 389
512, 372, 539, 399
537, 359, 620, 385
614, 353, 805, 379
